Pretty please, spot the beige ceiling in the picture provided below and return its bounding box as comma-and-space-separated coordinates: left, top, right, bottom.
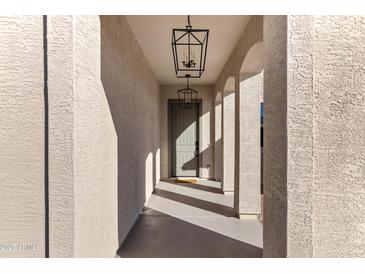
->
127, 15, 251, 85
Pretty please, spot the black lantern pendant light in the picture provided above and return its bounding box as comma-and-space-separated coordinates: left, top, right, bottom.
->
172, 15, 209, 78
177, 76, 198, 109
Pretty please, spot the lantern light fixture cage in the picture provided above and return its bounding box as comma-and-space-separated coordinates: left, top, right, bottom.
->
172, 15, 209, 78
177, 77, 198, 109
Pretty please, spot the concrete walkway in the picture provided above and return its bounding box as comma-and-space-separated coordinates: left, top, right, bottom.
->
117, 179, 263, 258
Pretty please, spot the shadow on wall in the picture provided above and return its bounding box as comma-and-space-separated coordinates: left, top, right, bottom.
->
100, 16, 161, 247
213, 86, 237, 185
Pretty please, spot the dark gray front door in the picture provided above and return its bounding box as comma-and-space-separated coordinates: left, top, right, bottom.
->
171, 103, 199, 177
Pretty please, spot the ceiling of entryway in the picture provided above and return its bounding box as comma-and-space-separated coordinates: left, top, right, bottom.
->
127, 16, 251, 85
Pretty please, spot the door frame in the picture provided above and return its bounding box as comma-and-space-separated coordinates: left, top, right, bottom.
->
168, 99, 202, 178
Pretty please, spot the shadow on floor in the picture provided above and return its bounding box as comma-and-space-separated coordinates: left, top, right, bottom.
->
161, 180, 223, 194
117, 208, 262, 258
153, 188, 236, 217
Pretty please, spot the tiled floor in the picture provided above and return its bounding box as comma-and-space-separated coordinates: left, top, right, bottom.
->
117, 179, 263, 258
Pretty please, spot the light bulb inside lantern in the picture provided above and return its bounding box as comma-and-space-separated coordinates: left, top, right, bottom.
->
182, 50, 186, 65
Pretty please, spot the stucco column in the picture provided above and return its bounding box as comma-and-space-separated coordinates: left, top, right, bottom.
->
263, 15, 314, 258
234, 72, 263, 218
214, 94, 223, 182
47, 15, 76, 258
264, 15, 365, 258
222, 80, 235, 193
48, 15, 118, 257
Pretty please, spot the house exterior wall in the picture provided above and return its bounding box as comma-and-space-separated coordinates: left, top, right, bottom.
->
47, 15, 75, 258
263, 15, 290, 257
100, 16, 161, 247
223, 86, 235, 192
286, 15, 314, 258
1, 14, 365, 259
264, 15, 365, 257
237, 72, 263, 215
263, 14, 314, 258
72, 16, 118, 258
214, 16, 263, 114
214, 16, 263, 204
0, 16, 45, 258
214, 93, 223, 181
48, 15, 119, 257
160, 85, 214, 179
1, 15, 162, 258
312, 16, 365, 257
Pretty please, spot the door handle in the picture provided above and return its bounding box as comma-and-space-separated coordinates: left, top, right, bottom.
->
195, 141, 199, 157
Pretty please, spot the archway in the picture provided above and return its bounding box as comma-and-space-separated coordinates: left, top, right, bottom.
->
235, 42, 263, 217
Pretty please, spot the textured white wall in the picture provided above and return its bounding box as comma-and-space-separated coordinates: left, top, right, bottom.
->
287, 15, 314, 258
48, 15, 119, 257
264, 15, 365, 258
263, 15, 288, 258
236, 72, 263, 215
48, 15, 75, 257
72, 16, 118, 258
214, 93, 223, 181
312, 16, 365, 257
214, 16, 263, 198
0, 15, 160, 258
0, 16, 45, 258
3, 15, 364, 259
223, 87, 235, 192
100, 16, 161, 246
160, 85, 214, 179
0, 15, 119, 258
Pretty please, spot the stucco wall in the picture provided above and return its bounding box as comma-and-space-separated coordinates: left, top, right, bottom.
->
73, 16, 118, 258
263, 15, 288, 258
0, 15, 160, 258
100, 16, 161, 245
0, 16, 45, 258
236, 72, 263, 215
223, 87, 235, 192
214, 16, 263, 98
264, 15, 316, 258
160, 85, 214, 179
286, 15, 314, 258
312, 16, 365, 257
0, 15, 119, 258
264, 15, 365, 258
48, 15, 119, 257
48, 15, 75, 257
214, 93, 223, 181
214, 16, 263, 199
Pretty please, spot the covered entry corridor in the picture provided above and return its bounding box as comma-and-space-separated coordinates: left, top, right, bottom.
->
1, 15, 364, 258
